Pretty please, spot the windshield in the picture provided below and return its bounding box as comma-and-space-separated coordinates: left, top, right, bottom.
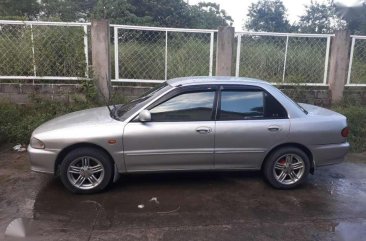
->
115, 82, 170, 120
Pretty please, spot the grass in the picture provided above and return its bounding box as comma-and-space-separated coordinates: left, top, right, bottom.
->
0, 98, 99, 145
332, 103, 366, 153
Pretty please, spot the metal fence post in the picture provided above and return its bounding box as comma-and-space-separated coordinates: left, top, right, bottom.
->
282, 36, 289, 82
235, 34, 241, 77
91, 19, 111, 102
323, 36, 331, 85
83, 25, 89, 78
165, 31, 168, 80
30, 24, 37, 84
215, 26, 234, 76
327, 30, 351, 103
114, 27, 119, 81
347, 37, 356, 85
209, 32, 214, 76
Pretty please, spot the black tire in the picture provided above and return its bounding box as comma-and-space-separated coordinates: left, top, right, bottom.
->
60, 147, 113, 194
263, 147, 310, 189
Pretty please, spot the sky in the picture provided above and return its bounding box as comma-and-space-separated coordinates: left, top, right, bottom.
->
188, 0, 328, 30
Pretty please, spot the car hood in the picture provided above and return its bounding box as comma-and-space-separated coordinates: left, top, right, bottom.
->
33, 107, 116, 135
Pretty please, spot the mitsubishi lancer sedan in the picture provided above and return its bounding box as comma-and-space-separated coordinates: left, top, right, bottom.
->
28, 77, 350, 194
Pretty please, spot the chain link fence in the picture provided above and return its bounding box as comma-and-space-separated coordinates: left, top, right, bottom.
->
235, 32, 331, 85
0, 21, 89, 82
1, 20, 366, 86
348, 36, 366, 85
112, 25, 215, 83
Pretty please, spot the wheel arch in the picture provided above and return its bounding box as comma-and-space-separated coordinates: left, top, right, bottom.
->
261, 143, 315, 174
54, 142, 116, 175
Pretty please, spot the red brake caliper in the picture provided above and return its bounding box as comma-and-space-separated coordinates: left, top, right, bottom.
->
278, 159, 286, 165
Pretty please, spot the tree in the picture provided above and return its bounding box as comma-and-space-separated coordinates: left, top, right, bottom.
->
335, 3, 366, 35
39, 0, 233, 28
123, 0, 195, 27
1, 0, 233, 29
244, 0, 290, 32
189, 2, 233, 29
297, 1, 345, 33
40, 0, 98, 22
92, 0, 139, 25
0, 0, 40, 20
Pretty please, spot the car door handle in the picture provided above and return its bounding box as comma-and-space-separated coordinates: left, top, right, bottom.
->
267, 126, 280, 132
196, 127, 212, 134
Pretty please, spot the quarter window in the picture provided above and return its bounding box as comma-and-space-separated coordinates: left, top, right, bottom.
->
149, 91, 215, 122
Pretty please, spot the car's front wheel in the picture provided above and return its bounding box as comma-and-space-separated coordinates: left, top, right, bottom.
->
263, 147, 310, 189
60, 147, 113, 194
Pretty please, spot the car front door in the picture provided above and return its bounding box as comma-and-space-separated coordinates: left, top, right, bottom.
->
123, 85, 217, 171
214, 85, 290, 169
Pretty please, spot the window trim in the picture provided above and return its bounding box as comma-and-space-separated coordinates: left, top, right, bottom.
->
217, 85, 288, 121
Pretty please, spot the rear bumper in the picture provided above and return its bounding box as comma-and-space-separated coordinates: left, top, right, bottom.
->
27, 145, 59, 174
311, 142, 350, 167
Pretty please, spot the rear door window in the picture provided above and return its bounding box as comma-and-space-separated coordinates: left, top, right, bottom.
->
218, 88, 287, 120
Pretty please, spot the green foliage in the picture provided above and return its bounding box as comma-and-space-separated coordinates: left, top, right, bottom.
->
81, 80, 99, 102
245, 0, 290, 32
38, 0, 232, 28
297, 0, 345, 34
0, 99, 98, 145
332, 103, 366, 153
40, 0, 97, 22
0, 25, 86, 77
0, 0, 40, 20
238, 37, 326, 83
116, 37, 211, 80
33, 26, 86, 76
189, 2, 233, 29
92, 0, 139, 23
0, 26, 34, 76
335, 3, 366, 35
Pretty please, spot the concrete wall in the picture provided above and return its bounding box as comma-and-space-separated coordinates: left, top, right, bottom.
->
1, 83, 365, 107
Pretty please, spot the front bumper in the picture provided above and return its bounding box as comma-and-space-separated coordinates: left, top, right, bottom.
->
312, 142, 350, 167
27, 145, 59, 174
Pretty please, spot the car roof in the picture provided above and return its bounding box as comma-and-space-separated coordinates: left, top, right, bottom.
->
166, 76, 270, 87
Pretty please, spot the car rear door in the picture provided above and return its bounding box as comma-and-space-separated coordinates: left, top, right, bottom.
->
123, 85, 218, 171
214, 85, 290, 169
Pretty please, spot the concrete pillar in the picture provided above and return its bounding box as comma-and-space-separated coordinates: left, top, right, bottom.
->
216, 26, 235, 76
328, 30, 350, 104
91, 19, 111, 102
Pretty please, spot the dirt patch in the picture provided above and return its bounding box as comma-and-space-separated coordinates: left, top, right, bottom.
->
0, 146, 30, 182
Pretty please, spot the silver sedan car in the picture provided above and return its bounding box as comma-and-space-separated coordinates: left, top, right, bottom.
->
28, 77, 350, 193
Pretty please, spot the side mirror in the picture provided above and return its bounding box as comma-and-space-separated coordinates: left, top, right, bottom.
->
138, 110, 151, 122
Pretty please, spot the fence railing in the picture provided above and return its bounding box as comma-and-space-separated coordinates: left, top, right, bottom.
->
111, 25, 216, 83
1, 20, 366, 87
235, 32, 332, 85
347, 35, 366, 86
0, 20, 90, 82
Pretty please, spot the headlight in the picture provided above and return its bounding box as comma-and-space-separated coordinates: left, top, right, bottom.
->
30, 137, 45, 149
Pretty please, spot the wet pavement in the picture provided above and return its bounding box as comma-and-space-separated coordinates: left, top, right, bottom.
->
0, 149, 366, 241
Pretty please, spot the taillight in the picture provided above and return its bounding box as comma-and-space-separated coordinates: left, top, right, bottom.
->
341, 127, 349, 138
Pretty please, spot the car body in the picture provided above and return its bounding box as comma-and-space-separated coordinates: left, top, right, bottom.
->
28, 76, 350, 193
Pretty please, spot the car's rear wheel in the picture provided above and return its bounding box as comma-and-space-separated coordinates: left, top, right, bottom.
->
263, 147, 310, 189
60, 147, 113, 194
